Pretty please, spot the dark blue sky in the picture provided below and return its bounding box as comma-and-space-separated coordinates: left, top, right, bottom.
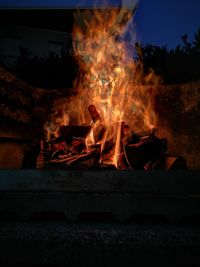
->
0, 0, 199, 48
135, 0, 200, 48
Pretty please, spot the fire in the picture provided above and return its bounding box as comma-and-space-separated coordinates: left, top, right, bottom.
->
44, 7, 158, 169
72, 8, 156, 167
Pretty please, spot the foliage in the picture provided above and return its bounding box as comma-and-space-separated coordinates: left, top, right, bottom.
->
137, 28, 200, 84
0, 28, 200, 87
0, 48, 78, 89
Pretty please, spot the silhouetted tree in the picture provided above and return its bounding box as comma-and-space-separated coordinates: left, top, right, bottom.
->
0, 28, 200, 86
139, 28, 200, 84
0, 47, 78, 89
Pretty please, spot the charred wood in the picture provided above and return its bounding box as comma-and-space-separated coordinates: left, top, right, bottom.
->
124, 136, 168, 169
88, 105, 101, 123
48, 148, 98, 169
59, 126, 92, 141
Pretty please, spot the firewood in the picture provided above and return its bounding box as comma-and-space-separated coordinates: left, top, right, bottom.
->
88, 105, 101, 123
50, 154, 79, 163
122, 124, 140, 144
59, 126, 92, 139
47, 148, 98, 168
66, 149, 98, 167
124, 136, 168, 169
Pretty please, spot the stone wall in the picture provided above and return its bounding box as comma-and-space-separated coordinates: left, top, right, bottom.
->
154, 82, 200, 170
0, 67, 71, 169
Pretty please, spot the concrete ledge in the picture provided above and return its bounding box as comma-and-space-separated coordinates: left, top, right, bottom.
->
0, 170, 199, 222
0, 170, 199, 193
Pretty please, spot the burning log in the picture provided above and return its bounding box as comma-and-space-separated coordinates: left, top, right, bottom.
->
88, 105, 101, 123
59, 126, 92, 140
124, 135, 168, 169
65, 148, 98, 167
122, 124, 140, 144
48, 148, 98, 169
87, 104, 106, 144
50, 137, 85, 160
70, 139, 86, 154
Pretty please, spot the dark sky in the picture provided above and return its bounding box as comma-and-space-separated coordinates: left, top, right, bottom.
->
135, 0, 200, 48
0, 0, 199, 48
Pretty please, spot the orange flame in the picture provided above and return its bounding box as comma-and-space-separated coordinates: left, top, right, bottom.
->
72, 8, 156, 167
44, 7, 158, 168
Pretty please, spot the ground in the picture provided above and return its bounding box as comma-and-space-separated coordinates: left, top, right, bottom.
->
0, 220, 200, 266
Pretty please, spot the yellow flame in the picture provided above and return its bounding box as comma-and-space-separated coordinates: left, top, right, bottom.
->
72, 9, 156, 167
44, 7, 158, 168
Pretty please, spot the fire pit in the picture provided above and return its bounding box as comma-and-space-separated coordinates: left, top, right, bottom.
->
0, 7, 199, 223
0, 169, 200, 223
33, 9, 187, 171
0, 6, 200, 267
40, 124, 186, 170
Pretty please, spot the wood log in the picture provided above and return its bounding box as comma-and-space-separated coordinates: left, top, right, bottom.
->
50, 153, 80, 163
88, 105, 101, 123
66, 149, 98, 167
59, 126, 92, 140
48, 148, 98, 168
124, 136, 168, 169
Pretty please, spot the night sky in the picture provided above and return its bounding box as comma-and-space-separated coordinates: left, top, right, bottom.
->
0, 0, 199, 48
135, 0, 200, 48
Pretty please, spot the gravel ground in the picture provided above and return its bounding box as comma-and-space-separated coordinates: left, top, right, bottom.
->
0, 221, 200, 266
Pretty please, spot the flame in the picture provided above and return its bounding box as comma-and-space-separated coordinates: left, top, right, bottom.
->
44, 7, 158, 168
71, 8, 156, 167
44, 103, 70, 141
